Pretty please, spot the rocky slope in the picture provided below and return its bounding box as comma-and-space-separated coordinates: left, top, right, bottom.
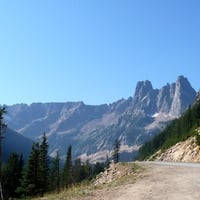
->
155, 135, 200, 162
94, 162, 136, 186
5, 76, 196, 161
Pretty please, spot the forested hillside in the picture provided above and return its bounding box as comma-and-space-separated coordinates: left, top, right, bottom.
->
138, 98, 200, 160
2, 133, 107, 199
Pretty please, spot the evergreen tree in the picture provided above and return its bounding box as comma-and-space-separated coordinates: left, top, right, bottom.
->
73, 158, 82, 183
93, 162, 105, 177
112, 139, 121, 163
2, 153, 24, 198
38, 132, 49, 195
62, 145, 73, 188
81, 159, 92, 180
18, 134, 49, 197
196, 130, 200, 145
0, 106, 6, 185
18, 142, 40, 197
105, 154, 110, 169
48, 151, 60, 193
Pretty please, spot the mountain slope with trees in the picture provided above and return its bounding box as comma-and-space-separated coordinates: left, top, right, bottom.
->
2, 132, 107, 199
138, 97, 200, 161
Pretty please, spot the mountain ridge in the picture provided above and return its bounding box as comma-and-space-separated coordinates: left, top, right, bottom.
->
5, 75, 197, 162
2, 128, 33, 162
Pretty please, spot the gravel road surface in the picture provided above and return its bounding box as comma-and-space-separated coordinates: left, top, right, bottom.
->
85, 162, 200, 200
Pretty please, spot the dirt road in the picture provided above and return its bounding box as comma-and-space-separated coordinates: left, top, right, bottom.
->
85, 162, 200, 200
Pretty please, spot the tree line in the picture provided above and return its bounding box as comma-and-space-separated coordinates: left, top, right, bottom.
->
2, 133, 109, 199
0, 106, 121, 199
137, 99, 200, 160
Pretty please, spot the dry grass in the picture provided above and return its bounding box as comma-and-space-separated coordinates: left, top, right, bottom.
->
32, 182, 95, 200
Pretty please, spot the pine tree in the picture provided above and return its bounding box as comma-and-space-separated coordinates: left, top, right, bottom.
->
38, 132, 49, 195
105, 154, 110, 169
18, 142, 40, 197
112, 139, 121, 163
81, 159, 92, 180
93, 162, 105, 177
62, 145, 73, 188
0, 106, 6, 185
2, 153, 24, 198
73, 158, 82, 183
48, 151, 60, 193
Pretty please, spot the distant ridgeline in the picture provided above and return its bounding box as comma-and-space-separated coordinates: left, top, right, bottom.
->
138, 98, 200, 160
5, 76, 197, 162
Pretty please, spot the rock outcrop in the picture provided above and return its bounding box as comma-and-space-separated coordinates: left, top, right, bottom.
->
94, 163, 134, 185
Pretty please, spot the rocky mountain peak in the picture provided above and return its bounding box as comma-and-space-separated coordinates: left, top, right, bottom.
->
177, 75, 189, 83
131, 75, 196, 117
175, 75, 194, 93
131, 80, 157, 115
169, 76, 196, 116
134, 80, 153, 99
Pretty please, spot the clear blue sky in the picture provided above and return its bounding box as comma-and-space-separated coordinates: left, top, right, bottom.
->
0, 0, 200, 105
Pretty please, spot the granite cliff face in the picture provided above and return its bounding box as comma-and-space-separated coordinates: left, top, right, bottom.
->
5, 76, 196, 161
131, 75, 196, 117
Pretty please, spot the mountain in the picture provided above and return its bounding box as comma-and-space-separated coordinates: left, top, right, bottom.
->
2, 128, 33, 162
137, 97, 200, 161
5, 76, 196, 162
